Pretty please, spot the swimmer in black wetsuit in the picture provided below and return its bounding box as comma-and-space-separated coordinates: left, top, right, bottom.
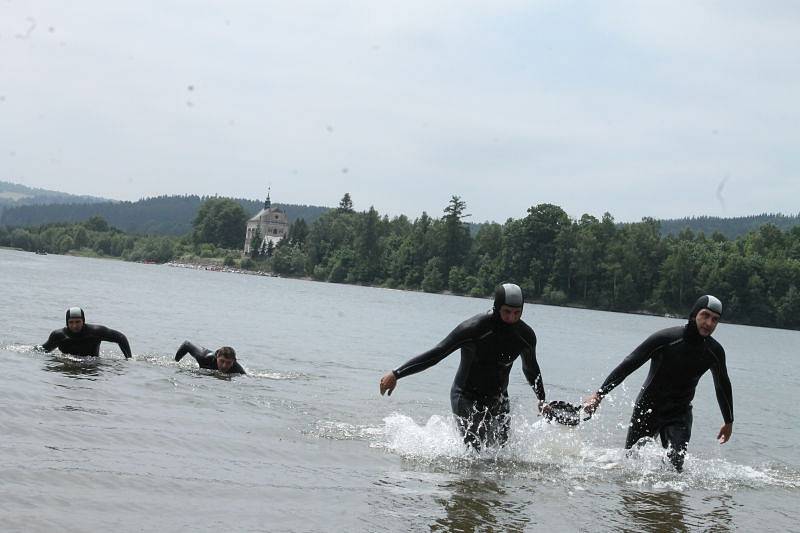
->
39, 307, 132, 359
379, 283, 547, 449
174, 341, 245, 375
583, 295, 734, 472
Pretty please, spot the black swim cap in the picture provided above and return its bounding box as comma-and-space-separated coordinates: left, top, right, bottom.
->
689, 295, 722, 318
493, 283, 524, 311
65, 307, 85, 325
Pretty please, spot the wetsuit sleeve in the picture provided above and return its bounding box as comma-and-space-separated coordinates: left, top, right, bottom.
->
193, 350, 216, 367
231, 362, 246, 375
96, 326, 133, 359
520, 330, 545, 401
597, 331, 668, 397
40, 330, 62, 352
393, 320, 477, 379
708, 344, 734, 424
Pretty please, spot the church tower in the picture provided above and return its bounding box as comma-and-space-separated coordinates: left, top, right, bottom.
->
243, 188, 289, 255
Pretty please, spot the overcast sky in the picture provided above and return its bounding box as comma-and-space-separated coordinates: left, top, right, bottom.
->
2, 1, 798, 222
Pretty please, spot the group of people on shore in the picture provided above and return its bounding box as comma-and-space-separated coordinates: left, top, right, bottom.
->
38, 307, 245, 374
379, 284, 733, 472
38, 283, 733, 473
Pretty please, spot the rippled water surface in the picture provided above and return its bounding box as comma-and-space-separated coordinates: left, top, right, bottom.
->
1, 250, 798, 532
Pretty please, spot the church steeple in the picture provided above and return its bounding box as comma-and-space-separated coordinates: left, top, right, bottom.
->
264, 187, 271, 210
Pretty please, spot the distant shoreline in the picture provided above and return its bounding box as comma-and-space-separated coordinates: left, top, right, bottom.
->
165, 256, 688, 323
0, 247, 789, 330
165, 260, 276, 278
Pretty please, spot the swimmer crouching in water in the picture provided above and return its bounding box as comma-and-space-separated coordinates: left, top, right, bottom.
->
39, 307, 132, 359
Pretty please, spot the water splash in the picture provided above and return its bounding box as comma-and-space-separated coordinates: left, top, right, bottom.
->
2, 343, 40, 354
312, 420, 385, 441
369, 412, 800, 490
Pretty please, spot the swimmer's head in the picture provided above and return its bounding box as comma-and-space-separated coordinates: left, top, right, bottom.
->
689, 294, 723, 319
689, 295, 722, 337
65, 307, 85, 333
493, 283, 524, 324
214, 346, 237, 373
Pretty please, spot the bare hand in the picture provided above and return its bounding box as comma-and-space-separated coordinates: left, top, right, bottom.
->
538, 400, 552, 417
717, 422, 733, 444
379, 371, 397, 396
582, 392, 602, 414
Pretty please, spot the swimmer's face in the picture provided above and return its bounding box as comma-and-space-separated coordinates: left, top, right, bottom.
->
499, 305, 522, 325
216, 355, 236, 373
695, 309, 720, 337
67, 318, 84, 333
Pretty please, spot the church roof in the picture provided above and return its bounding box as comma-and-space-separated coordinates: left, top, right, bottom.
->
248, 206, 285, 222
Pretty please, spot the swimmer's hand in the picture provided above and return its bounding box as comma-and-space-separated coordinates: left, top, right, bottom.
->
582, 392, 602, 414
379, 371, 397, 396
717, 422, 733, 444
538, 400, 553, 417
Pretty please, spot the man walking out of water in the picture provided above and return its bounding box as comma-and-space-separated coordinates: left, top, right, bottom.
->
40, 307, 132, 359
379, 283, 546, 449
175, 341, 245, 375
583, 295, 734, 472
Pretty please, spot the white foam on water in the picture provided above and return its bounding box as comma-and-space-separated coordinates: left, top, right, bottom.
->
2, 343, 40, 353
371, 411, 800, 490
381, 414, 466, 458
312, 420, 385, 441
247, 370, 308, 380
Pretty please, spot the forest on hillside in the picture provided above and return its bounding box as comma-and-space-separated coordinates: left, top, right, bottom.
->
657, 213, 800, 239
0, 180, 107, 218
0, 195, 330, 235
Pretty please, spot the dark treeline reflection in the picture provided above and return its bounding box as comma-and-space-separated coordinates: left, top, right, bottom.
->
3, 195, 799, 329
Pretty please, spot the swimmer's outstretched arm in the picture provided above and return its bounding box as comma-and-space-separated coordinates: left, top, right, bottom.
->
175, 341, 212, 362
583, 330, 668, 413
380, 322, 474, 396
37, 330, 67, 353
95, 326, 132, 359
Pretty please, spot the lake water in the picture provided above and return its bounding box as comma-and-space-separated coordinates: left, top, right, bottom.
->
1, 249, 798, 532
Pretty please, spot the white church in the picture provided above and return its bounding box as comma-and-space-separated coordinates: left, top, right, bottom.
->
243, 190, 289, 255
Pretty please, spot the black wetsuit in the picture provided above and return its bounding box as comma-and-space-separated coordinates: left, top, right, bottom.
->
393, 311, 545, 447
41, 324, 132, 358
597, 322, 733, 471
175, 341, 245, 375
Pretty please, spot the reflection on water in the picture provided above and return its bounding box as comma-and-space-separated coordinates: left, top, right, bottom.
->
43, 355, 103, 379
431, 476, 530, 533
702, 494, 736, 532
618, 490, 691, 532
616, 489, 734, 533
42, 354, 127, 380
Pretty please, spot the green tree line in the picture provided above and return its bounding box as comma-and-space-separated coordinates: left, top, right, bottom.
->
0, 198, 249, 265
3, 195, 799, 329
269, 195, 800, 329
656, 212, 800, 239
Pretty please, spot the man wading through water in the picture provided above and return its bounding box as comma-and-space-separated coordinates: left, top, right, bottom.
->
583, 295, 734, 472
379, 283, 548, 449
